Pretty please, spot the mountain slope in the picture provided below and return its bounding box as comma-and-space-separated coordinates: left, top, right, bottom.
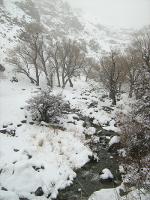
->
0, 0, 131, 65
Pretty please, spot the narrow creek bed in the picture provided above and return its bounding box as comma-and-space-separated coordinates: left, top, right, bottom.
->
56, 128, 122, 200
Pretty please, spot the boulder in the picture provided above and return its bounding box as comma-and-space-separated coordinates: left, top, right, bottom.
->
35, 187, 44, 196
99, 168, 114, 182
108, 136, 121, 153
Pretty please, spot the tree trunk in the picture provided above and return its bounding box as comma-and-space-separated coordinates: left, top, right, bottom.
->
109, 88, 116, 105
34, 65, 39, 86
56, 67, 61, 87
25, 73, 36, 84
85, 75, 88, 82
112, 93, 116, 105
29, 77, 35, 84
129, 86, 133, 98
69, 78, 73, 87
129, 82, 133, 98
50, 73, 53, 88
62, 75, 65, 88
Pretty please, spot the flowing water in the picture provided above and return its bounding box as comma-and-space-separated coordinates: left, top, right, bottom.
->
57, 126, 121, 200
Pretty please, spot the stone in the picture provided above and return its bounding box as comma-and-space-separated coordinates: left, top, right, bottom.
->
29, 122, 34, 125
73, 116, 79, 121
32, 166, 40, 172
10, 129, 16, 136
21, 120, 27, 124
0, 129, 15, 136
35, 187, 44, 196
14, 149, 19, 152
88, 155, 98, 163
10, 77, 18, 82
19, 198, 30, 200
1, 187, 8, 191
27, 154, 32, 159
0, 129, 7, 134
3, 125, 8, 128
17, 124, 22, 127
82, 97, 87, 100
9, 123, 13, 126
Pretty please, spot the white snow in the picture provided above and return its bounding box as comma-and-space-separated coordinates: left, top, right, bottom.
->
89, 188, 150, 200
109, 136, 121, 147
0, 191, 19, 200
0, 76, 93, 199
0, 1, 135, 199
0, 73, 132, 199
100, 168, 114, 180
84, 127, 96, 135
89, 188, 119, 200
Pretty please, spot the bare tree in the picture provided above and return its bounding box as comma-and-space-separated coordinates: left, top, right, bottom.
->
19, 31, 41, 86
133, 29, 150, 70
118, 112, 150, 196
99, 50, 126, 105
7, 46, 38, 84
125, 47, 141, 97
37, 35, 54, 87
83, 57, 98, 82
48, 39, 61, 87
8, 23, 45, 86
59, 39, 86, 88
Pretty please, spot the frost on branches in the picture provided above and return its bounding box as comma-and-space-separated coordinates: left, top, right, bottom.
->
119, 67, 150, 191
27, 90, 70, 123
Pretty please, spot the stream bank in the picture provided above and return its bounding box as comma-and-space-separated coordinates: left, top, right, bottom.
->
57, 117, 122, 200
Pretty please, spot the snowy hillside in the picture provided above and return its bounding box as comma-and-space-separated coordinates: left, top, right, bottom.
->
0, 0, 131, 64
1, 0, 149, 200
0, 0, 32, 63
0, 74, 131, 199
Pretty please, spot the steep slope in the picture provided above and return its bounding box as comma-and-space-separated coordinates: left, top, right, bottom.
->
0, 1, 134, 200
0, 0, 32, 63
0, 0, 131, 65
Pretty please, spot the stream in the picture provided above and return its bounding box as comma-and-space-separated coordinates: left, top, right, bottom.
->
56, 118, 122, 200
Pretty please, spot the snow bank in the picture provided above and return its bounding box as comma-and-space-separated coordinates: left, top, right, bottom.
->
89, 188, 150, 200
0, 191, 19, 200
89, 188, 119, 200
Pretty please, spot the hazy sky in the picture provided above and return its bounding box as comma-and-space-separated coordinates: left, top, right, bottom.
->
65, 0, 150, 29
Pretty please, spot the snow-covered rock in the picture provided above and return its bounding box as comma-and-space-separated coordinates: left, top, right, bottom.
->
84, 127, 96, 135
109, 136, 120, 147
89, 188, 118, 200
89, 188, 150, 200
100, 168, 114, 180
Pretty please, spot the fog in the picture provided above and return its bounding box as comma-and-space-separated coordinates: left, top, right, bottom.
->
64, 0, 150, 29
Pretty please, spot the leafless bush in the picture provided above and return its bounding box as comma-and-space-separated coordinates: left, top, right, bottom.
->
27, 90, 69, 123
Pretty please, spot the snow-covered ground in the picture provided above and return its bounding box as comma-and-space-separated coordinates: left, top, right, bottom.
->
0, 75, 93, 199
89, 187, 150, 200
0, 68, 133, 200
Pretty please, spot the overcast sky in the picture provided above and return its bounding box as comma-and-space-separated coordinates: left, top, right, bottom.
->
65, 0, 150, 29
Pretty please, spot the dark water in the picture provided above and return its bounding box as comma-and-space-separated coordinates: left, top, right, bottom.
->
56, 128, 121, 200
